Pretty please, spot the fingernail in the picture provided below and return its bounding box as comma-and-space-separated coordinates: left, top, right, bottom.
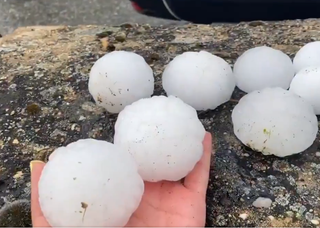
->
30, 160, 45, 172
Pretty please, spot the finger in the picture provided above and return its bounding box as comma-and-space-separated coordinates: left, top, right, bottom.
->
30, 160, 50, 227
184, 132, 213, 197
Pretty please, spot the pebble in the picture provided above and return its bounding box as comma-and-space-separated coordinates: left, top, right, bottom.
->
12, 139, 19, 145
239, 213, 248, 220
286, 211, 295, 218
252, 197, 272, 208
268, 215, 275, 220
315, 151, 320, 157
311, 219, 319, 225
13, 171, 23, 180
115, 32, 126, 42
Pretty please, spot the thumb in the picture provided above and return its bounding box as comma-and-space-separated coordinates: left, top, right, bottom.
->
183, 132, 213, 197
30, 160, 50, 227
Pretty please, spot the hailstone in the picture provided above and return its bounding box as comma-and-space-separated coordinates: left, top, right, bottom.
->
232, 87, 318, 157
162, 50, 235, 111
289, 66, 320, 115
114, 95, 206, 182
233, 46, 295, 93
293, 41, 320, 73
38, 139, 144, 227
88, 51, 154, 113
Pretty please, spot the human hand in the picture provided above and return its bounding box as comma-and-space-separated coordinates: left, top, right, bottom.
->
31, 132, 213, 227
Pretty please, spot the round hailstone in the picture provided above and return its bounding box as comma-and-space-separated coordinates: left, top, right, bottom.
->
289, 66, 320, 115
88, 51, 154, 113
233, 46, 295, 93
114, 95, 206, 182
38, 139, 144, 227
162, 51, 235, 111
293, 41, 320, 73
231, 87, 318, 157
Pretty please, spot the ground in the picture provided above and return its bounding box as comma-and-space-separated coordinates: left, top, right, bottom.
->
0, 20, 320, 227
0, 0, 182, 35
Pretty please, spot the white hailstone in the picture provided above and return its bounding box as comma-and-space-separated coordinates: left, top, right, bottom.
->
232, 87, 318, 157
162, 51, 235, 111
289, 66, 320, 115
114, 95, 206, 182
38, 139, 144, 227
293, 41, 320, 73
233, 46, 295, 93
88, 51, 154, 113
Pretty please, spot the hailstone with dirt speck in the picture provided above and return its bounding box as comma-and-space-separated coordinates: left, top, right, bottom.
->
232, 87, 318, 157
289, 66, 320, 115
233, 46, 295, 93
88, 51, 154, 113
114, 95, 206, 182
162, 50, 235, 111
38, 139, 144, 227
293, 41, 320, 73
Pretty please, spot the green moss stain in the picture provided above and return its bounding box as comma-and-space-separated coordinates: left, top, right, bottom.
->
263, 128, 271, 137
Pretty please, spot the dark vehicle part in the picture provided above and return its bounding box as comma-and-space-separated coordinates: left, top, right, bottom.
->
131, 0, 320, 23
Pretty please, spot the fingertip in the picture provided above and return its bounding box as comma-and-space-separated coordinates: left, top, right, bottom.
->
30, 160, 46, 226
30, 160, 45, 173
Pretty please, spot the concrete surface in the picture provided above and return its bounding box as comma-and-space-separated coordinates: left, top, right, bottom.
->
0, 0, 182, 35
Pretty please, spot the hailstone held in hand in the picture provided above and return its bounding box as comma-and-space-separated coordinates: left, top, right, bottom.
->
233, 46, 295, 93
293, 41, 320, 73
38, 139, 144, 227
88, 51, 154, 113
162, 51, 235, 111
114, 95, 206, 182
289, 66, 320, 115
232, 87, 318, 157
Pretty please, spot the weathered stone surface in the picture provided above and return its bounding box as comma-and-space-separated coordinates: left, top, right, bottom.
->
0, 20, 320, 227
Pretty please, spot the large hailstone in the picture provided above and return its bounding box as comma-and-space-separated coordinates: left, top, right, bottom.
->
233, 46, 295, 93
162, 51, 235, 111
289, 66, 320, 115
88, 51, 154, 113
38, 139, 144, 227
114, 95, 206, 182
232, 87, 318, 157
293, 41, 320, 73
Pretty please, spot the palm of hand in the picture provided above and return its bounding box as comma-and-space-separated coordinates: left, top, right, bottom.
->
126, 181, 206, 227
31, 133, 212, 227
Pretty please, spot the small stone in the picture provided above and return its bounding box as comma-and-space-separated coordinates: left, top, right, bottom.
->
50, 129, 67, 137
100, 38, 109, 51
12, 139, 19, 145
136, 27, 146, 34
286, 211, 294, 217
311, 219, 319, 225
13, 171, 23, 180
71, 124, 77, 131
115, 32, 126, 42
252, 197, 272, 208
268, 215, 275, 220
26, 103, 41, 115
315, 151, 320, 157
142, 24, 151, 30
296, 213, 303, 220
239, 213, 248, 220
